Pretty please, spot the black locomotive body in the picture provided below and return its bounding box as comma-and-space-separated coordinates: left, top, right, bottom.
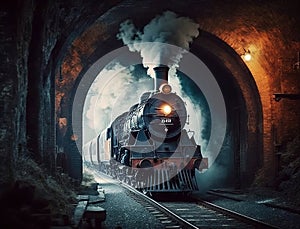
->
84, 66, 208, 192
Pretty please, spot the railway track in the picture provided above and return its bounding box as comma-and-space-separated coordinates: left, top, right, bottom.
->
91, 168, 279, 228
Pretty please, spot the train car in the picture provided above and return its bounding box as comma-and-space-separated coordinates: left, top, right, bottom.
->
83, 129, 111, 164
84, 66, 208, 193
99, 128, 111, 162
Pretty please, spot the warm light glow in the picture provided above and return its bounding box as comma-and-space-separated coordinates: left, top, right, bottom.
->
244, 52, 252, 61
162, 104, 172, 115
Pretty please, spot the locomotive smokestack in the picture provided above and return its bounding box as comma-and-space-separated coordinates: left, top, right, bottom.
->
154, 65, 169, 91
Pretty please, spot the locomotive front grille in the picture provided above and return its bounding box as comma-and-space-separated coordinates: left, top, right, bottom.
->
142, 169, 198, 192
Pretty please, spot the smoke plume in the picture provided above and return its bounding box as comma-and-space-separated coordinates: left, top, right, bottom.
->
117, 11, 199, 77
115, 11, 204, 146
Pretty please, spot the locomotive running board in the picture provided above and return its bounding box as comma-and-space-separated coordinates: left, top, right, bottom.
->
139, 169, 198, 193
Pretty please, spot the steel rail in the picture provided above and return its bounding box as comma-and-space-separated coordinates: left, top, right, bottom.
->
197, 199, 280, 229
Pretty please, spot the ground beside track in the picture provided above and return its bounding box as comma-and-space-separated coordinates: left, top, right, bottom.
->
86, 170, 164, 229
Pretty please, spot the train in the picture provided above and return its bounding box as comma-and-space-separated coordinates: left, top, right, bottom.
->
83, 65, 208, 193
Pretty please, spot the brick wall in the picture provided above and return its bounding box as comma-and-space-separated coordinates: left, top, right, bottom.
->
55, 1, 300, 185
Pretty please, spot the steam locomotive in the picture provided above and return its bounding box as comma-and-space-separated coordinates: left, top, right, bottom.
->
83, 66, 208, 192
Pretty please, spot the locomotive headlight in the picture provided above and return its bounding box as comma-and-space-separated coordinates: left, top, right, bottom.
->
162, 104, 172, 115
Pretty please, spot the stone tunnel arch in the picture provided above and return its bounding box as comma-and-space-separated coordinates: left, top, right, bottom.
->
66, 29, 263, 188
192, 31, 263, 189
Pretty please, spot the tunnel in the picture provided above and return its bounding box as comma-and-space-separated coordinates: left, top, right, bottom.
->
1, 1, 300, 228
58, 7, 263, 189
1, 0, 296, 192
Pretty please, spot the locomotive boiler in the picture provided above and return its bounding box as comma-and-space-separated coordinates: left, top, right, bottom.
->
84, 66, 208, 193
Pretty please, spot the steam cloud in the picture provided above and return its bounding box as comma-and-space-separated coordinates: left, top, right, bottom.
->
84, 11, 203, 144
117, 11, 199, 77
84, 63, 152, 143
115, 10, 204, 145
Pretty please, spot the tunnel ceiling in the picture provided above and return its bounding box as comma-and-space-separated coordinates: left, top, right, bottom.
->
56, 0, 300, 117
56, 0, 299, 149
